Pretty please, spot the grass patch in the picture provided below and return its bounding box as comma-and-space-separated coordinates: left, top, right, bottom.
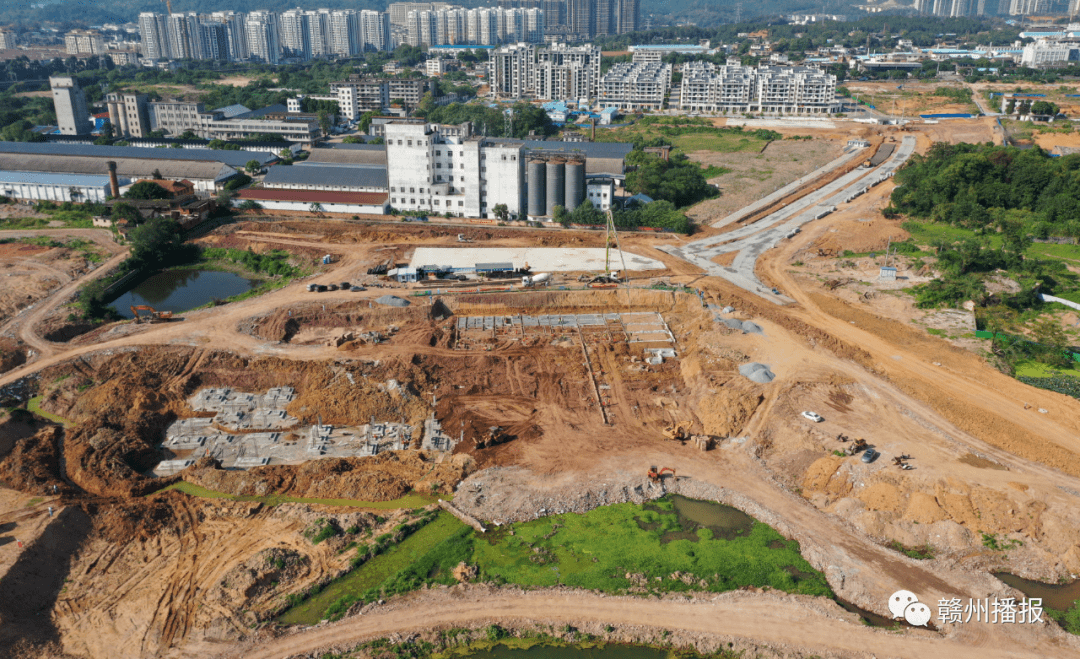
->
886, 541, 936, 560
1013, 360, 1080, 379
156, 480, 443, 509
473, 498, 830, 597
279, 512, 468, 625
26, 396, 72, 426
699, 164, 732, 179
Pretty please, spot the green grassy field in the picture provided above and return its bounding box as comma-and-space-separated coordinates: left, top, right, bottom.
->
280, 511, 469, 625
1013, 360, 1080, 379
157, 480, 443, 509
473, 498, 829, 596
276, 496, 830, 627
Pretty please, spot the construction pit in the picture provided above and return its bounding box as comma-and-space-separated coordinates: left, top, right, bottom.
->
5, 125, 1080, 659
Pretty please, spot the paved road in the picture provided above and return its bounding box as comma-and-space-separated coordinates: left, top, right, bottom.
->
659, 136, 916, 304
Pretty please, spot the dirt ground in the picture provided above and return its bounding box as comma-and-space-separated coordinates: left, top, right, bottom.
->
844, 80, 980, 116
685, 138, 846, 224
3, 118, 1080, 659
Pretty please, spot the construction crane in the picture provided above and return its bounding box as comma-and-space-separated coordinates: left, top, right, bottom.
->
162, 0, 173, 14
130, 305, 174, 323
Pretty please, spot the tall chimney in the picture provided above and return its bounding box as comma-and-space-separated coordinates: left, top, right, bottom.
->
106, 161, 119, 198
591, 118, 595, 142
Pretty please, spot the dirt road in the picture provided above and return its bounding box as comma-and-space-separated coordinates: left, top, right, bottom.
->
220, 587, 1077, 659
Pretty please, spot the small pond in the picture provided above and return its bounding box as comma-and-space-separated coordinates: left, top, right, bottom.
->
995, 572, 1080, 612
112, 269, 257, 318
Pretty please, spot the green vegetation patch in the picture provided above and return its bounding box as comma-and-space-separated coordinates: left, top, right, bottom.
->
26, 395, 72, 426
280, 511, 468, 625
157, 480, 442, 509
474, 498, 830, 597
1017, 374, 1080, 400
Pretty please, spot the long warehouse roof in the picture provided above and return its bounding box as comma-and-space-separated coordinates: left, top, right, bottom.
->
0, 154, 233, 180
264, 164, 387, 189
0, 170, 121, 187
0, 141, 277, 168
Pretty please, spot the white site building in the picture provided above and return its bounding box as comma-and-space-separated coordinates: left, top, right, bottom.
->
680, 62, 839, 115
385, 120, 526, 219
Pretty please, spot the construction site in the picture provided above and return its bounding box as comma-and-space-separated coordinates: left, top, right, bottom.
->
3, 110, 1080, 659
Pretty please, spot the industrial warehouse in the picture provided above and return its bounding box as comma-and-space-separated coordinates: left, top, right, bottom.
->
0, 141, 275, 194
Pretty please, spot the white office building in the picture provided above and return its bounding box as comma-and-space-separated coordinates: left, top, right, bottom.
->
1020, 40, 1079, 67
139, 12, 172, 60
280, 9, 313, 60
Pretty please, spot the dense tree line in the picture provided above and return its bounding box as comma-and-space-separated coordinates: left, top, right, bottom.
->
888, 144, 1080, 310
418, 102, 554, 139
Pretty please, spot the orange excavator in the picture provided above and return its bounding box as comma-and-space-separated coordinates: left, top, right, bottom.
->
130, 305, 174, 324
647, 465, 676, 483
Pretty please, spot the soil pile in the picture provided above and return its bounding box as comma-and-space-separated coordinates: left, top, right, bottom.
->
0, 424, 64, 495
375, 295, 410, 307
185, 451, 475, 499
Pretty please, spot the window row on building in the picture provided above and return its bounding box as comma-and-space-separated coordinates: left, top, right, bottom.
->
490, 43, 601, 100
679, 62, 839, 115
138, 8, 390, 64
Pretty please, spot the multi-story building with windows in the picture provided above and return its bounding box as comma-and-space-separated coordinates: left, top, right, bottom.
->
679, 62, 838, 115
598, 61, 672, 110
384, 121, 525, 219
332, 77, 429, 119
106, 93, 152, 138
65, 30, 106, 55
534, 43, 600, 100
279, 8, 313, 60
491, 43, 536, 98
0, 30, 18, 50
138, 12, 171, 59
246, 10, 281, 64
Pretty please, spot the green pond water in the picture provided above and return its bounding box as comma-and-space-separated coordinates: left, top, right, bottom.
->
113, 268, 256, 318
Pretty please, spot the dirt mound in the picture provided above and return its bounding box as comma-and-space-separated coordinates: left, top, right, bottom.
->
0, 424, 64, 495
0, 338, 27, 375
245, 302, 430, 343
695, 376, 765, 437
811, 218, 909, 255
375, 294, 410, 307
739, 362, 775, 383
185, 451, 475, 499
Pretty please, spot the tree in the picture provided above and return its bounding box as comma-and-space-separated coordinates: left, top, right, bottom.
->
357, 111, 376, 134
417, 91, 437, 116
245, 160, 262, 175
151, 168, 163, 180
309, 201, 324, 216
68, 187, 83, 203
129, 217, 184, 267
124, 181, 170, 200
179, 129, 199, 140
318, 110, 331, 137
215, 190, 233, 211
279, 148, 292, 160
492, 203, 510, 221
238, 200, 262, 211
1033, 318, 1073, 368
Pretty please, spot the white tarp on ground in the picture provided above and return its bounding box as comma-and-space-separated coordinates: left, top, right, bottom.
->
409, 247, 664, 272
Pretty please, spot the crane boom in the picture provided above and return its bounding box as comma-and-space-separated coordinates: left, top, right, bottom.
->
162, 0, 173, 14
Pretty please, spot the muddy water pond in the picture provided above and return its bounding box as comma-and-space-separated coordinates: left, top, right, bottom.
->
112, 268, 256, 318
995, 572, 1080, 612
641, 494, 755, 543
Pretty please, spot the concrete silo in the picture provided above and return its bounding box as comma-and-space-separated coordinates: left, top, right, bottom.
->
527, 159, 547, 218
545, 158, 565, 217
564, 159, 586, 212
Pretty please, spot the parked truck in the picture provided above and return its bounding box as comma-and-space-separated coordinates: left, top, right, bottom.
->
521, 272, 552, 287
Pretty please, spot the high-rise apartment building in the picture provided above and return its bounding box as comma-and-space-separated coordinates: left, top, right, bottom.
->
50, 76, 93, 136
280, 8, 312, 60
306, 9, 332, 56
246, 10, 281, 64
599, 61, 672, 110
139, 12, 171, 59
359, 10, 391, 51
211, 11, 248, 61
408, 7, 543, 46
166, 13, 194, 59
535, 43, 601, 100
491, 43, 536, 98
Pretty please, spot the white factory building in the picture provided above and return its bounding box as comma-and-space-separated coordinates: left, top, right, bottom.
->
0, 171, 131, 203
385, 121, 526, 219
680, 62, 839, 115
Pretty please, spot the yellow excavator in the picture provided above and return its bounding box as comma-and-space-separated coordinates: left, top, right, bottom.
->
663, 421, 690, 443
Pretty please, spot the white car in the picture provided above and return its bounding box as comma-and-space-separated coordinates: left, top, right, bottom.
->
802, 411, 823, 423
